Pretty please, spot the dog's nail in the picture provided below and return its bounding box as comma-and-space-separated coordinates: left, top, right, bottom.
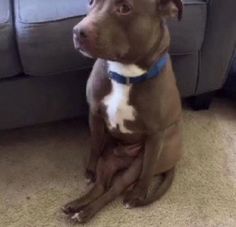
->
124, 203, 132, 209
85, 178, 92, 184
71, 213, 80, 221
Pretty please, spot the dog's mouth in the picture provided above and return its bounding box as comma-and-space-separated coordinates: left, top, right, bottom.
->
73, 34, 94, 58
73, 34, 128, 62
78, 48, 94, 59
76, 45, 124, 62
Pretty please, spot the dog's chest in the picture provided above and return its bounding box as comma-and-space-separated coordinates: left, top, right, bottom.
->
102, 81, 136, 134
101, 61, 147, 134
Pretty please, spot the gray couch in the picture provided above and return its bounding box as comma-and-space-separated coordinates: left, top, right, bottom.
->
0, 0, 236, 130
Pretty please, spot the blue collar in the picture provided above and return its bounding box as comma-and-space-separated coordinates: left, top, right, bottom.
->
108, 53, 169, 85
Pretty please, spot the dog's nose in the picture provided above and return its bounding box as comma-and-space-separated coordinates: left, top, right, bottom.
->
79, 29, 87, 39
73, 27, 88, 41
73, 22, 97, 51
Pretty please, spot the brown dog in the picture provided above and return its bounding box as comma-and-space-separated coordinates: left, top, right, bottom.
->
63, 0, 183, 223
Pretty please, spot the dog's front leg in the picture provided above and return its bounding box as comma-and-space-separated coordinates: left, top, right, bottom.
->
123, 131, 165, 207
86, 112, 108, 183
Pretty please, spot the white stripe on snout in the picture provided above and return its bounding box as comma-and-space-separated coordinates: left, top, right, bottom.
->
103, 62, 146, 134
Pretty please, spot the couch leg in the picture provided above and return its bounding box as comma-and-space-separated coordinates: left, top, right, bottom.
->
189, 92, 214, 111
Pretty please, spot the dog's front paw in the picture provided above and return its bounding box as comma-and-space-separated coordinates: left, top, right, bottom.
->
70, 207, 93, 223
62, 200, 85, 215
123, 184, 148, 208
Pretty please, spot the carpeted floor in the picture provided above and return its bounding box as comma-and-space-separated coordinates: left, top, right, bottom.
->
1, 98, 236, 227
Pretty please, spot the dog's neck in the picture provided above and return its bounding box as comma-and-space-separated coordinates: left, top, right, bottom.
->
137, 22, 170, 69
107, 22, 170, 78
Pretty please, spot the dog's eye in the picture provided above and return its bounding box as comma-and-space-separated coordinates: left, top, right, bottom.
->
88, 0, 94, 6
116, 3, 133, 15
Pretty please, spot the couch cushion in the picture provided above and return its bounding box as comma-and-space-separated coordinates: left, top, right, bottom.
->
15, 0, 92, 76
0, 0, 22, 79
168, 0, 207, 54
0, 0, 9, 23
172, 53, 199, 97
16, 0, 88, 23
15, 0, 207, 76
0, 70, 89, 130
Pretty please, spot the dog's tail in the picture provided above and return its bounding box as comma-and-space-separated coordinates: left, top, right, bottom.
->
137, 167, 175, 206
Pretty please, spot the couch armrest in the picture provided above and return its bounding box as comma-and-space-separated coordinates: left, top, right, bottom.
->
196, 0, 236, 95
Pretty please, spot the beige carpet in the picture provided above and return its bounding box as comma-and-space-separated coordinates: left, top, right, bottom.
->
1, 98, 236, 227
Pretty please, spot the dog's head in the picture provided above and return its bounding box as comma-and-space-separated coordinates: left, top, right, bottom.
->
73, 0, 183, 63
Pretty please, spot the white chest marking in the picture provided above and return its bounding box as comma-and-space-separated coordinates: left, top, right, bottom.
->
102, 62, 147, 134
103, 81, 135, 133
107, 61, 146, 77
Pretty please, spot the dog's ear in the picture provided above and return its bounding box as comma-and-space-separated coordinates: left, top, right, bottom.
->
158, 0, 183, 21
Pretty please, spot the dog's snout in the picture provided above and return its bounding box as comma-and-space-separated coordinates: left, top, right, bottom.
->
73, 18, 98, 54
